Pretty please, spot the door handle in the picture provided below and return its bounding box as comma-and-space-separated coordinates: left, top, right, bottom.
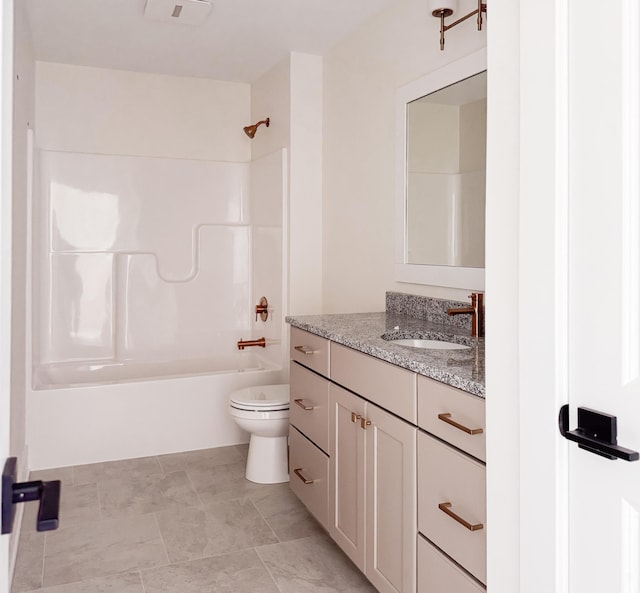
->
2, 457, 62, 534
558, 405, 639, 461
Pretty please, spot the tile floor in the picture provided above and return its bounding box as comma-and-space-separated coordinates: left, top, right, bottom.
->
12, 444, 376, 593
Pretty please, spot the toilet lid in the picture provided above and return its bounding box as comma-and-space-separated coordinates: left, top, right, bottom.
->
229, 384, 289, 411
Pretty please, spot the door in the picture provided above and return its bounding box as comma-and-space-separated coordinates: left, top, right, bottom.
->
0, 1, 14, 592
515, 0, 640, 591
566, 1, 640, 590
328, 383, 366, 571
364, 403, 416, 593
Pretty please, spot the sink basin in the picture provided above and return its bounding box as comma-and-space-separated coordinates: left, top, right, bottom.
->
388, 339, 471, 350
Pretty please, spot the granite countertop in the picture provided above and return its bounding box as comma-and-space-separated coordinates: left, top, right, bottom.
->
286, 311, 485, 398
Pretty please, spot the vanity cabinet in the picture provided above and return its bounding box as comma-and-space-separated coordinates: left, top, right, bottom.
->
288, 325, 486, 593
328, 383, 416, 593
417, 375, 486, 589
288, 327, 330, 530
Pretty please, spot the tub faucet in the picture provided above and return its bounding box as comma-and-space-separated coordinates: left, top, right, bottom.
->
237, 337, 266, 350
447, 293, 484, 338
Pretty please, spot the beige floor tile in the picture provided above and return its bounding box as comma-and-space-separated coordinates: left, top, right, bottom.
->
22, 484, 100, 534
156, 497, 278, 562
157, 445, 243, 474
73, 457, 162, 486
257, 534, 377, 593
141, 549, 280, 593
42, 514, 167, 587
251, 483, 325, 541
98, 470, 199, 520
23, 571, 144, 593
11, 531, 45, 593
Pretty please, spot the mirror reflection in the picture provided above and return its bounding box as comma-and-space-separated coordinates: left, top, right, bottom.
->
406, 71, 486, 268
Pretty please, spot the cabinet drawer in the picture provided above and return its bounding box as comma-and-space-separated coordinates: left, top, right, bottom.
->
289, 426, 329, 530
418, 375, 486, 462
417, 535, 485, 593
418, 432, 486, 584
331, 343, 416, 423
290, 327, 330, 376
290, 362, 329, 453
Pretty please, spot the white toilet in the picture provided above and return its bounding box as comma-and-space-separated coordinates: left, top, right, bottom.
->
228, 384, 290, 484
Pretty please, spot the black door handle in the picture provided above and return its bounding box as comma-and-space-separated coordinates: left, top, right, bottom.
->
2, 457, 61, 534
558, 405, 639, 461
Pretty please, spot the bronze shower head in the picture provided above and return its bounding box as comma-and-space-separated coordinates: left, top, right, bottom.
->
243, 117, 270, 138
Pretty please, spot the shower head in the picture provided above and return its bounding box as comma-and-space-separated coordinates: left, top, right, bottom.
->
243, 118, 270, 138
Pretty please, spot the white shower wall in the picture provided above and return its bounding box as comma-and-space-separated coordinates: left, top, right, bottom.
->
34, 148, 286, 372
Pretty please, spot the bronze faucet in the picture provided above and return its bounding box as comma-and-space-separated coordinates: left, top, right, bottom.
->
447, 293, 484, 338
237, 337, 266, 350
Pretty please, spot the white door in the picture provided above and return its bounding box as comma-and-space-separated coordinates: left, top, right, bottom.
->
515, 0, 640, 591
0, 1, 13, 592
566, 1, 640, 590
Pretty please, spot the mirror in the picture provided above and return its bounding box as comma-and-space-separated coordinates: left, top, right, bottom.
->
395, 49, 486, 289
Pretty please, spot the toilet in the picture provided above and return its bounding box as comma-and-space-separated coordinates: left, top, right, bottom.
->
228, 384, 290, 484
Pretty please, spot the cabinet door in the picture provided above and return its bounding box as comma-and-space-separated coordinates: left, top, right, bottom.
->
328, 383, 366, 572
365, 403, 417, 593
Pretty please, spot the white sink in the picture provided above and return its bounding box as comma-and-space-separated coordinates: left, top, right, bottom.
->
388, 338, 471, 350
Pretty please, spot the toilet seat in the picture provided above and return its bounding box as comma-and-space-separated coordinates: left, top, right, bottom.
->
229, 384, 289, 412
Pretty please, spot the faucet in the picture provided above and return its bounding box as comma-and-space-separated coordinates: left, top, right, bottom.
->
447, 293, 484, 338
237, 337, 266, 350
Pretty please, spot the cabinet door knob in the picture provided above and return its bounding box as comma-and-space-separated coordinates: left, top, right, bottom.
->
293, 468, 314, 485
351, 412, 362, 423
360, 417, 372, 430
438, 502, 484, 531
437, 413, 483, 435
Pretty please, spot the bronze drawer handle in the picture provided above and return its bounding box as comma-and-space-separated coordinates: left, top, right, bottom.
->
351, 412, 362, 423
294, 398, 314, 411
293, 468, 314, 484
438, 502, 484, 531
360, 417, 371, 430
294, 345, 316, 355
437, 413, 483, 435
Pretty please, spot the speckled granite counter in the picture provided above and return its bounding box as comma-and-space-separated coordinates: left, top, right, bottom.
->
286, 311, 485, 398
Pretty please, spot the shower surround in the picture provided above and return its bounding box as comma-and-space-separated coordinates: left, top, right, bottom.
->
28, 148, 287, 469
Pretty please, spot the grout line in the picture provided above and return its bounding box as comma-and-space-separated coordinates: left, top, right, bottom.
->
152, 512, 171, 566
137, 570, 147, 593
40, 530, 47, 590
250, 493, 281, 543
183, 466, 205, 508
255, 545, 286, 593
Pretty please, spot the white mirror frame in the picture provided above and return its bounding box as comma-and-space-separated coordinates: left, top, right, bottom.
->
395, 48, 487, 290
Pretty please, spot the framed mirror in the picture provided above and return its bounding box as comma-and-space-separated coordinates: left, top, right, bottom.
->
395, 48, 487, 289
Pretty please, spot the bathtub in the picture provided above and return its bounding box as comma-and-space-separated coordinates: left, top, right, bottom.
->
27, 352, 285, 470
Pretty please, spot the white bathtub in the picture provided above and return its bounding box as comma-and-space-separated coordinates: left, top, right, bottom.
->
27, 353, 285, 470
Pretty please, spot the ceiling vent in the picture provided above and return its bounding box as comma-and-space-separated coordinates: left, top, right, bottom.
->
143, 0, 212, 26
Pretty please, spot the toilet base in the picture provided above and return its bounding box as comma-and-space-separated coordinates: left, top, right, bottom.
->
245, 434, 289, 484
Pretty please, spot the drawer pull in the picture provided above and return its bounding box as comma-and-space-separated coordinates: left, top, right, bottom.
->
438, 502, 484, 531
360, 417, 372, 430
351, 412, 362, 423
437, 413, 483, 435
294, 345, 317, 355
293, 468, 314, 484
294, 398, 314, 411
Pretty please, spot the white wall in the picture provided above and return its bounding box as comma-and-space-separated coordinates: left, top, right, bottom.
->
35, 62, 250, 161
251, 53, 323, 317
322, 0, 486, 313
